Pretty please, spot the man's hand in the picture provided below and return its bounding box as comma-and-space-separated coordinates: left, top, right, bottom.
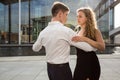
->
72, 36, 85, 42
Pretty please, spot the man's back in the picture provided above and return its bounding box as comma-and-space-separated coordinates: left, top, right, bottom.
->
40, 21, 72, 64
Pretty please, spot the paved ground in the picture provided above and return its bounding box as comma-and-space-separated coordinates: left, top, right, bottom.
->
0, 54, 120, 80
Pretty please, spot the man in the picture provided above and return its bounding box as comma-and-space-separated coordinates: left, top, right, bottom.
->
32, 1, 96, 80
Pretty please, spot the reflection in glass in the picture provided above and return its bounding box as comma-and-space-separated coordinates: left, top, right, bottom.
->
21, 1, 29, 43
0, 0, 108, 44
97, 13, 109, 43
11, 3, 19, 43
0, 3, 8, 44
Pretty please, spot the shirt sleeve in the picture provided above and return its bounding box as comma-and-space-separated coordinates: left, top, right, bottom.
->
67, 29, 97, 52
32, 33, 42, 52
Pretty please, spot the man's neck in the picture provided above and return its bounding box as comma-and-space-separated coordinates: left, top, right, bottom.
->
51, 17, 63, 24
51, 17, 59, 21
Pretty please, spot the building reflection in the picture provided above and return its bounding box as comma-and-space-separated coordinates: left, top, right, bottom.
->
0, 0, 120, 56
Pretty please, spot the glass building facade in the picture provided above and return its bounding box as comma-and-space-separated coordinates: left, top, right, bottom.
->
0, 0, 101, 44
0, 0, 120, 56
95, 0, 120, 43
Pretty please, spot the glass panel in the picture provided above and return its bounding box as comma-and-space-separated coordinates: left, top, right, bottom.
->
0, 3, 8, 44
97, 12, 109, 43
0, 1, 19, 44
109, 9, 114, 30
21, 1, 29, 43
11, 3, 19, 43
106, 0, 110, 8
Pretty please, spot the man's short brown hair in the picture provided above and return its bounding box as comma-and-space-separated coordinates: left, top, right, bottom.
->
51, 1, 70, 17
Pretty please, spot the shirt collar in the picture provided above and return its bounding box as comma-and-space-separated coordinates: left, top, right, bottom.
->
48, 21, 63, 26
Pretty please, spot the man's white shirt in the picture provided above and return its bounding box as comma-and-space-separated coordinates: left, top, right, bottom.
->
32, 21, 96, 64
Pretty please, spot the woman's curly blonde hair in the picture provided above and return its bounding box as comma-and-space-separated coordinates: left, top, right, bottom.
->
77, 7, 97, 41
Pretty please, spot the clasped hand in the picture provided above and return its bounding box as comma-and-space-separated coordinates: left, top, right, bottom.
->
72, 36, 85, 42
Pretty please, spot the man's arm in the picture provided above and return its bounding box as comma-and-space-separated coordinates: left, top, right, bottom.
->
71, 41, 97, 51
32, 33, 42, 52
67, 29, 97, 52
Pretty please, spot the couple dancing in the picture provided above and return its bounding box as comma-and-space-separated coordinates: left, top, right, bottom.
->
32, 1, 105, 80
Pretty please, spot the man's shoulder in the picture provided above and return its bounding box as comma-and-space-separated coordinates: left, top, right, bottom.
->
61, 25, 73, 31
39, 26, 48, 34
64, 26, 75, 33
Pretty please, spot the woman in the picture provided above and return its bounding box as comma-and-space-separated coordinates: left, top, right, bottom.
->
72, 7, 105, 80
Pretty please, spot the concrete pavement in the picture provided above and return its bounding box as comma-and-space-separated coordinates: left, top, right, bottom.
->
0, 54, 120, 80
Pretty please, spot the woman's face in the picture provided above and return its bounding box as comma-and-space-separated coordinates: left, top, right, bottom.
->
77, 11, 87, 27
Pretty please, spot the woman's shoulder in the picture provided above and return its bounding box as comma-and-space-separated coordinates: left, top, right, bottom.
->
95, 29, 101, 35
